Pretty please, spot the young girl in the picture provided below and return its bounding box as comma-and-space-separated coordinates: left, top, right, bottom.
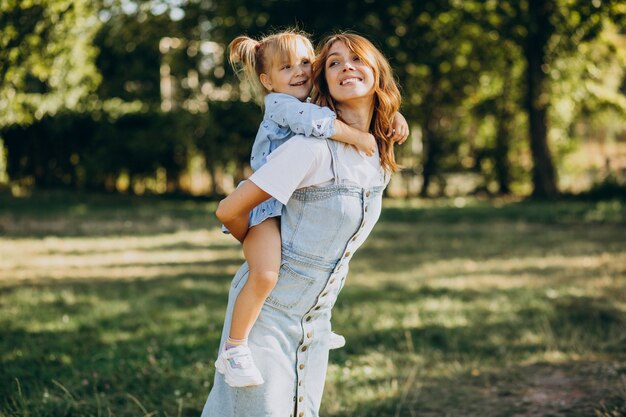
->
215, 30, 408, 388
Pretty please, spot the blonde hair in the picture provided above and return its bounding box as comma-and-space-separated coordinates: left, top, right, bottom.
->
312, 33, 402, 172
228, 30, 315, 104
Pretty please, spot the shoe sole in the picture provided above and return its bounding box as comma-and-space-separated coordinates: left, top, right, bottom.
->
215, 357, 264, 388
329, 341, 345, 349
329, 336, 346, 350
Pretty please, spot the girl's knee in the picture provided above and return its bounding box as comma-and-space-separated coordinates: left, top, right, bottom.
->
248, 269, 279, 294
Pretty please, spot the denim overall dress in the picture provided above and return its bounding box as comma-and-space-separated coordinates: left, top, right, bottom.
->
202, 139, 387, 417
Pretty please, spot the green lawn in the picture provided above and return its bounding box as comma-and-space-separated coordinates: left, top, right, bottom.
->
1, 191, 625, 417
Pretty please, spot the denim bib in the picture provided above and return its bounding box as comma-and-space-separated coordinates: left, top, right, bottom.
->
202, 139, 387, 417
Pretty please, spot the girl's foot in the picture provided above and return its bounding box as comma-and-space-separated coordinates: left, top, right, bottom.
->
329, 332, 346, 349
215, 344, 264, 387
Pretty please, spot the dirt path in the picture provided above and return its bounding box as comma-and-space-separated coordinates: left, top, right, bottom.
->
407, 361, 626, 417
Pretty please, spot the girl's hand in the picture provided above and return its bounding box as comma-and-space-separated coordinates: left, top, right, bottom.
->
387, 112, 409, 144
356, 133, 377, 156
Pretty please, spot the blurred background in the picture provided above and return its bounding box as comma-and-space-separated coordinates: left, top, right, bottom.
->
2, 2, 626, 417
1, 0, 625, 200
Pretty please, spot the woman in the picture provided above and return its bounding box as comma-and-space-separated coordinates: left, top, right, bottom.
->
201, 33, 404, 417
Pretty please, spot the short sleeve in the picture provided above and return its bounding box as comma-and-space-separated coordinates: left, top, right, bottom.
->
248, 137, 322, 205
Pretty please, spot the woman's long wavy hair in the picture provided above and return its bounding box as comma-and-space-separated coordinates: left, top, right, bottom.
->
312, 33, 402, 173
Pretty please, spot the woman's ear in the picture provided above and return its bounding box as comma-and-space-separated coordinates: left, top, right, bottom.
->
259, 73, 273, 91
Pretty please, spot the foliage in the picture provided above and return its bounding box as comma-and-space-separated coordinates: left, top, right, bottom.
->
1, 0, 626, 196
94, 2, 185, 106
0, 0, 101, 126
1, 101, 260, 193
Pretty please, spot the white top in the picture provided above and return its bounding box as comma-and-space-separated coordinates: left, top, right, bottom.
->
249, 136, 386, 205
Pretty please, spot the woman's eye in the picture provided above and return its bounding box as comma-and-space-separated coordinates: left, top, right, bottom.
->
328, 60, 338, 67
353, 56, 361, 61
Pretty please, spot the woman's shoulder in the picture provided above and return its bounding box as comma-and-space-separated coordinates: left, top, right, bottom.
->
267, 135, 329, 162
290, 135, 329, 147
285, 135, 329, 150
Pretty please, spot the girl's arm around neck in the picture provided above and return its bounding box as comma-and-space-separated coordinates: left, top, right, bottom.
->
266, 94, 375, 156
266, 94, 336, 138
215, 180, 272, 242
331, 120, 376, 156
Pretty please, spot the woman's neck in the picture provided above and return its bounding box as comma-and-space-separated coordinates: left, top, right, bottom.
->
336, 99, 374, 132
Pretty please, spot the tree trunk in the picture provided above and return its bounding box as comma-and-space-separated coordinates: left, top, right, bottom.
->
420, 79, 441, 198
420, 118, 440, 198
205, 155, 220, 198
525, 0, 558, 198
494, 53, 514, 195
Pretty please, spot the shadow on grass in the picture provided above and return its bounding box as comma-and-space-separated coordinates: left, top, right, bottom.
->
380, 199, 626, 225
329, 360, 626, 417
335, 283, 625, 354
0, 191, 222, 238
43, 241, 237, 256
2, 276, 624, 416
356, 222, 626, 273
1, 193, 625, 416
326, 292, 625, 417
0, 270, 236, 415
0, 255, 244, 292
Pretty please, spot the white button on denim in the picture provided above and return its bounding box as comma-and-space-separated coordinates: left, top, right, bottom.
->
202, 140, 387, 417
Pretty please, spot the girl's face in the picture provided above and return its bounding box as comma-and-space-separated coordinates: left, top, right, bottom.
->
260, 39, 313, 102
324, 41, 375, 104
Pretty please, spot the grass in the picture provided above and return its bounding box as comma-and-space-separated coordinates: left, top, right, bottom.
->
1, 190, 625, 417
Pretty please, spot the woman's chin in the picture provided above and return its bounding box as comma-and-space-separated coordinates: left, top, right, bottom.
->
333, 91, 375, 104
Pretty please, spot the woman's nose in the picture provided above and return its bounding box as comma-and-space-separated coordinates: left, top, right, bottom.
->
342, 61, 355, 71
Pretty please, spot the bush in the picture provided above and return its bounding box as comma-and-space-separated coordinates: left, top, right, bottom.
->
1, 102, 260, 193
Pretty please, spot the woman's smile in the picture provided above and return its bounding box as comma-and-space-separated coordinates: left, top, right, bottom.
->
338, 76, 363, 86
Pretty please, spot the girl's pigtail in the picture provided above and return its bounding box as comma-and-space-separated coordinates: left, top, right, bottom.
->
228, 36, 264, 102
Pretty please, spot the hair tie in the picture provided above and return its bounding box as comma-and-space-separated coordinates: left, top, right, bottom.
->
255, 43, 261, 50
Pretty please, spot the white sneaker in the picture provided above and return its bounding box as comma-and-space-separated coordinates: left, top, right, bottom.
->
215, 344, 264, 387
329, 332, 346, 349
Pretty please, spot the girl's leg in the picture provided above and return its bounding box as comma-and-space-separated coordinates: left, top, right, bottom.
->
215, 217, 280, 387
229, 217, 281, 340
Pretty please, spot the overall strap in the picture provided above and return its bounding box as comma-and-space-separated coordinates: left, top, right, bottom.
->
325, 139, 341, 184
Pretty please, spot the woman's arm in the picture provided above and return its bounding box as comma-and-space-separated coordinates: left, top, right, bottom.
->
218, 136, 326, 243
215, 180, 272, 243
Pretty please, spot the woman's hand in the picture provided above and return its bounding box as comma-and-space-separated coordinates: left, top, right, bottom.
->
387, 112, 410, 144
216, 180, 271, 243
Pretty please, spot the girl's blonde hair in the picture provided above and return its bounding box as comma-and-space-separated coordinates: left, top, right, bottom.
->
312, 33, 402, 173
228, 30, 315, 103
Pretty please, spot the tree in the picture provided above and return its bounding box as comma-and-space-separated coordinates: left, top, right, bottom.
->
0, 0, 101, 126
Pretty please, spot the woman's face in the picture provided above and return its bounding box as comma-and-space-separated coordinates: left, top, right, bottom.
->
324, 41, 375, 104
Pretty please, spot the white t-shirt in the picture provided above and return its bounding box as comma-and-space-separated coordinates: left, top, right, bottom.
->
249, 136, 385, 205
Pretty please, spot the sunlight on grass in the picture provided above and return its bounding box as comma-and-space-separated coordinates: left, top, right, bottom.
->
1, 195, 624, 416
0, 229, 242, 284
